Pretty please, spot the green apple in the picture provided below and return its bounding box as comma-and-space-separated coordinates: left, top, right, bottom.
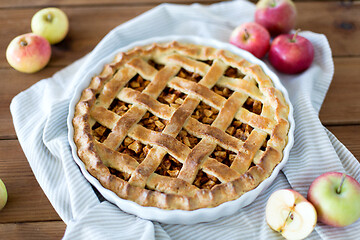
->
307, 172, 360, 227
6, 33, 51, 73
0, 178, 7, 210
266, 189, 317, 240
31, 7, 69, 45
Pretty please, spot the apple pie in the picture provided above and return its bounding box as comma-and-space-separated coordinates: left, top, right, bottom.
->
72, 41, 290, 210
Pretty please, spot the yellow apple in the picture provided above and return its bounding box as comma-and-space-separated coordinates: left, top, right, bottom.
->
266, 189, 317, 240
0, 178, 7, 211
31, 7, 69, 45
308, 172, 360, 227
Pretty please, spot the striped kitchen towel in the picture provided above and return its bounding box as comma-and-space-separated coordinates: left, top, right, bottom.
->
10, 0, 360, 239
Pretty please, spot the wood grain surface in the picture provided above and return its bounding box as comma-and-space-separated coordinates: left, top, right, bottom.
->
0, 0, 359, 239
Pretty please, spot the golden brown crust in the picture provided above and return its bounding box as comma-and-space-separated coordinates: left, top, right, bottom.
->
72, 41, 290, 210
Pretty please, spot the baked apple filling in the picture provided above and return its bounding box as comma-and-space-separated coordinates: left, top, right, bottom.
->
92, 122, 111, 143
108, 98, 132, 116
211, 145, 237, 167
177, 68, 202, 82
243, 97, 262, 115
93, 59, 266, 190
109, 167, 131, 181
157, 87, 187, 109
192, 101, 219, 125
148, 59, 164, 70
126, 74, 150, 92
227, 119, 253, 142
261, 134, 270, 151
200, 59, 213, 65
155, 154, 183, 178
176, 129, 200, 149
212, 85, 233, 99
138, 112, 168, 132
194, 170, 221, 189
117, 136, 152, 164
224, 66, 245, 78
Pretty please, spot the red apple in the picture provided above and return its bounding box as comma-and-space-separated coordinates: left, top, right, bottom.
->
229, 22, 270, 59
255, 0, 297, 36
6, 33, 51, 73
0, 178, 7, 211
308, 172, 360, 227
266, 189, 317, 240
268, 31, 314, 74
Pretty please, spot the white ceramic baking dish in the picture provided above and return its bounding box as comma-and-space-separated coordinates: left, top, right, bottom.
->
67, 35, 295, 224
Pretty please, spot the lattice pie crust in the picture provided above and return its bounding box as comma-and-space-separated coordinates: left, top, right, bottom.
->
73, 41, 290, 210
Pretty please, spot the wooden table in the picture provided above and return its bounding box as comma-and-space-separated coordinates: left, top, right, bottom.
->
0, 0, 359, 238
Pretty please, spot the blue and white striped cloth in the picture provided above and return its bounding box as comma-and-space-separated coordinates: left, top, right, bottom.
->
10, 1, 360, 239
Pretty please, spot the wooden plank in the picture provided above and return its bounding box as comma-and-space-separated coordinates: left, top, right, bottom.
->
0, 0, 220, 8
0, 0, 358, 238
296, 2, 360, 57
0, 0, 348, 9
0, 125, 358, 224
0, 2, 359, 70
1, 55, 360, 138
0, 140, 61, 223
319, 57, 360, 125
0, 67, 62, 139
0, 221, 66, 240
327, 125, 360, 162
0, 6, 152, 69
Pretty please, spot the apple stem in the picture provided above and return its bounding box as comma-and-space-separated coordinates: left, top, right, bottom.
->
290, 29, 301, 43
336, 173, 347, 194
244, 29, 250, 41
46, 13, 53, 22
271, 0, 276, 7
20, 40, 28, 47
